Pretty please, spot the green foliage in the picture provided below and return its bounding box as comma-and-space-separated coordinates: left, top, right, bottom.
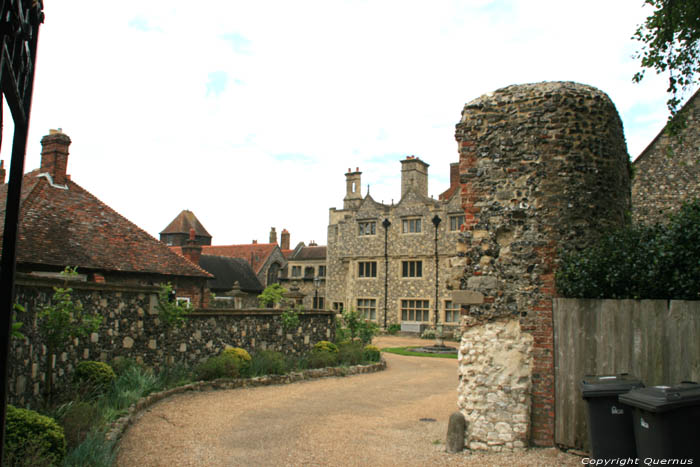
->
61, 430, 115, 467
222, 347, 252, 376
249, 350, 287, 376
56, 401, 101, 450
109, 356, 140, 376
387, 323, 401, 335
313, 340, 339, 354
307, 349, 338, 369
4, 404, 66, 466
11, 303, 25, 340
74, 361, 116, 395
363, 345, 381, 362
280, 307, 301, 332
258, 283, 287, 307
337, 341, 364, 365
633, 0, 700, 129
340, 309, 361, 341
382, 346, 458, 359
195, 353, 242, 381
156, 283, 192, 328
334, 321, 351, 343
358, 320, 379, 345
556, 199, 700, 299
421, 328, 437, 340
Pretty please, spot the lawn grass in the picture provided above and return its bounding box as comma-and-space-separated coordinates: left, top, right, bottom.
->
381, 346, 458, 359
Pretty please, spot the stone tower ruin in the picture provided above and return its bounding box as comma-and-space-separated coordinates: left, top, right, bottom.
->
454, 82, 630, 449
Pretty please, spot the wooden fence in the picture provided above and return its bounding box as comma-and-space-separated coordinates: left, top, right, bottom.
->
553, 298, 700, 450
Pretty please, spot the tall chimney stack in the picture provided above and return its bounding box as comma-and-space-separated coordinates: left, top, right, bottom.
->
281, 229, 290, 250
0, 160, 5, 184
270, 227, 277, 244
181, 228, 202, 265
40, 129, 72, 185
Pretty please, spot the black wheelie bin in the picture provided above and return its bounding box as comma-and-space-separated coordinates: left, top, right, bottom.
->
619, 382, 700, 463
580, 374, 644, 459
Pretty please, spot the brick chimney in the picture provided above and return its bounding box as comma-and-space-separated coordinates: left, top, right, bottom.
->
281, 229, 290, 250
0, 160, 5, 184
270, 227, 277, 244
449, 162, 459, 187
40, 129, 72, 185
181, 228, 202, 265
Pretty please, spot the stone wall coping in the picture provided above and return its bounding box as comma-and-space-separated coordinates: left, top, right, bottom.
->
106, 359, 387, 444
189, 309, 336, 317
15, 274, 159, 294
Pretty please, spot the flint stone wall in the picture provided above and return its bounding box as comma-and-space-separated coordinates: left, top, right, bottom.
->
454, 81, 631, 447
458, 319, 533, 451
10, 275, 334, 408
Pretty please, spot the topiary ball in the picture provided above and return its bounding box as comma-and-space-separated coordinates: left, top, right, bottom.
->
4, 405, 66, 466
74, 361, 116, 394
313, 341, 339, 354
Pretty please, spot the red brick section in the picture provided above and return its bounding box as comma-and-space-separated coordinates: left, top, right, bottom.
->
281, 229, 290, 251
202, 243, 277, 274
40, 131, 71, 185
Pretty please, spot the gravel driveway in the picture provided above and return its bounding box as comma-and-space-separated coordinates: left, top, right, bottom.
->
116, 336, 581, 466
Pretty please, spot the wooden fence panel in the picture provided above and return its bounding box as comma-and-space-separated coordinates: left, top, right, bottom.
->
553, 298, 700, 450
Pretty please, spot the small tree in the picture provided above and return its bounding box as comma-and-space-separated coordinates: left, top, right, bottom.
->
156, 283, 192, 328
38, 267, 102, 399
257, 283, 287, 308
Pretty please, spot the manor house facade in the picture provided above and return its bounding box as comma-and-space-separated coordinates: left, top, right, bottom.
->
327, 156, 462, 331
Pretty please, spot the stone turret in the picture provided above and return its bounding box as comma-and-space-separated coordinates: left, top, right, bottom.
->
343, 167, 362, 210
400, 156, 429, 198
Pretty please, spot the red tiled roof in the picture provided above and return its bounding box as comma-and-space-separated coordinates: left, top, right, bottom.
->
160, 209, 212, 238
202, 243, 277, 274
0, 171, 211, 278
281, 249, 294, 259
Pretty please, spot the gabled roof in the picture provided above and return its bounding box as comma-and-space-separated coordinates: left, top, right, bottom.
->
201, 243, 278, 274
198, 255, 263, 293
160, 209, 212, 238
0, 171, 211, 278
290, 245, 327, 261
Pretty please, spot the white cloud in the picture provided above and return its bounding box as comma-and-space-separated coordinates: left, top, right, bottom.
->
12, 0, 685, 248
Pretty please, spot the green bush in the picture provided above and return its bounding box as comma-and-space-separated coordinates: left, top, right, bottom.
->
250, 350, 287, 376
337, 341, 364, 365
61, 430, 115, 467
313, 341, 339, 354
195, 354, 242, 381
363, 345, 381, 362
110, 356, 141, 376
556, 198, 700, 299
358, 320, 379, 345
4, 405, 66, 466
307, 349, 338, 369
57, 401, 101, 450
222, 347, 252, 376
74, 361, 116, 394
387, 323, 401, 335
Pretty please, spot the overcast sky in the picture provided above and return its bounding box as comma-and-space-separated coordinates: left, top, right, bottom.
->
3, 1, 692, 247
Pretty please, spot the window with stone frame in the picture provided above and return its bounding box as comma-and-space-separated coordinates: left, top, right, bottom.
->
358, 221, 376, 236
357, 298, 377, 320
401, 260, 422, 278
401, 299, 430, 322
318, 265, 326, 277
444, 300, 460, 323
291, 265, 301, 277
332, 302, 344, 312
304, 266, 315, 278
313, 296, 325, 309
401, 217, 422, 233
449, 214, 465, 231
358, 261, 377, 278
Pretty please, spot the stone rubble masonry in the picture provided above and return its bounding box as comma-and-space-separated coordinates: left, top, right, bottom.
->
632, 89, 700, 225
10, 275, 334, 409
457, 319, 533, 451
454, 82, 631, 447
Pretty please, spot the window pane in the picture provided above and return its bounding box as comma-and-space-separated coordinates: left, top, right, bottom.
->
416, 261, 422, 277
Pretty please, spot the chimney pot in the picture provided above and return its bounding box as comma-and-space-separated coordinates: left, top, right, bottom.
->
252, 239, 257, 244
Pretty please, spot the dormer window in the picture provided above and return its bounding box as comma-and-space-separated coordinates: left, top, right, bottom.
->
358, 221, 376, 236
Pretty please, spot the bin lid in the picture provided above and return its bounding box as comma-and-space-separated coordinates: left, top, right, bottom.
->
580, 374, 644, 398
619, 382, 700, 413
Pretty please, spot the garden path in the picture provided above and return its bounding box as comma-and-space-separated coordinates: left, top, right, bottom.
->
116, 336, 580, 466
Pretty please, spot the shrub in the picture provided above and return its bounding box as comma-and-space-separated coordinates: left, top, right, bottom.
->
57, 401, 101, 450
358, 320, 379, 345
556, 198, 700, 300
4, 405, 66, 466
222, 347, 252, 376
195, 354, 241, 381
307, 349, 338, 369
421, 328, 436, 339
74, 361, 116, 394
250, 350, 287, 376
387, 323, 401, 335
281, 308, 301, 331
313, 341, 339, 354
334, 321, 351, 344
338, 341, 364, 365
110, 356, 141, 376
258, 283, 287, 307
363, 345, 381, 362
156, 362, 193, 388
156, 282, 192, 328
61, 430, 115, 467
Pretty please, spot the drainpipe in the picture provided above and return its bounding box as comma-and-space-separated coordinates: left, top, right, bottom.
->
382, 218, 391, 330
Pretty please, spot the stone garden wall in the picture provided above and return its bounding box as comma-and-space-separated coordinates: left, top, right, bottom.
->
10, 275, 334, 408
453, 81, 631, 447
